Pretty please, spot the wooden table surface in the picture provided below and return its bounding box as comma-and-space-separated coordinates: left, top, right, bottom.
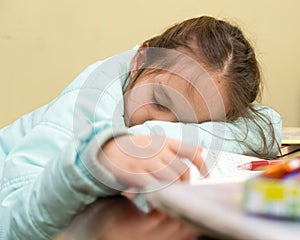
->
53, 195, 227, 240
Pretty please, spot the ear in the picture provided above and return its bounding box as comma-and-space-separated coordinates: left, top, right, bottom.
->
130, 42, 149, 78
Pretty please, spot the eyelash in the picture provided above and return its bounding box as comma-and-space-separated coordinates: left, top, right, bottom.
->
152, 94, 168, 111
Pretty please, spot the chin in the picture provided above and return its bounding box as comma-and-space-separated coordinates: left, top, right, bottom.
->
124, 115, 130, 127
124, 114, 134, 127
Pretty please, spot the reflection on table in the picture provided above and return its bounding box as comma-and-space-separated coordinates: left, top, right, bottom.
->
53, 195, 226, 240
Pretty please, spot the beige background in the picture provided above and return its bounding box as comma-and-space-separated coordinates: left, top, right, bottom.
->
0, 0, 299, 128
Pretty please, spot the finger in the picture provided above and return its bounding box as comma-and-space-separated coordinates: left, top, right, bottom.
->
149, 162, 182, 184
179, 167, 190, 182
148, 150, 190, 183
166, 138, 202, 159
160, 150, 190, 177
189, 149, 209, 177
166, 140, 208, 177
117, 170, 160, 189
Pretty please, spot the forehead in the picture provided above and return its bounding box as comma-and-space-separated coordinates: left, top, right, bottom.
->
156, 71, 228, 123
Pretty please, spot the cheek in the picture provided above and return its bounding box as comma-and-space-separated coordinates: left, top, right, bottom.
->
126, 105, 151, 127
125, 87, 152, 113
124, 85, 154, 126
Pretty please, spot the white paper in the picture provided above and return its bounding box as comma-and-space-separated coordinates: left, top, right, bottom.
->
146, 183, 300, 240
188, 148, 261, 184
147, 150, 300, 240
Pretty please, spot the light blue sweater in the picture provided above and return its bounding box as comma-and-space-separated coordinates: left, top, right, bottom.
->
0, 49, 281, 239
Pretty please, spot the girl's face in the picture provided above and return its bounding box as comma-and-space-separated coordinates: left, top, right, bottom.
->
123, 70, 229, 127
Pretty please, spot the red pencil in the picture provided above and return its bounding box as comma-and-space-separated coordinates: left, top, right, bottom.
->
237, 160, 283, 171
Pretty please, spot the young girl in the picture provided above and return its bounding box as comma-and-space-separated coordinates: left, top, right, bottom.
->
0, 16, 280, 239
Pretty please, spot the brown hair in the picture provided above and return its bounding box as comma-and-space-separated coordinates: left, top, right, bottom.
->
129, 16, 279, 157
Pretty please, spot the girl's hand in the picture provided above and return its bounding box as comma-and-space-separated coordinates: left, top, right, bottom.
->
99, 135, 207, 189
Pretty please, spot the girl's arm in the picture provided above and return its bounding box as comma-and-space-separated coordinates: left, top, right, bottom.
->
0, 54, 136, 238
0, 88, 206, 239
0, 88, 128, 239
128, 106, 282, 159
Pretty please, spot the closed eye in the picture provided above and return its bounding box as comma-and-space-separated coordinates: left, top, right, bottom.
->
151, 94, 169, 111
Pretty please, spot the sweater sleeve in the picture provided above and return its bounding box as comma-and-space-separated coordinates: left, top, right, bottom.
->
128, 106, 282, 158
0, 49, 141, 239
0, 88, 128, 239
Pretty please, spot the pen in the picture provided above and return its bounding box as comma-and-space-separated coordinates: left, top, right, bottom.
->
237, 160, 283, 171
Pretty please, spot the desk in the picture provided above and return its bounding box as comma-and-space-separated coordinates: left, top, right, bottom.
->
278, 149, 300, 160
52, 196, 230, 240
53, 152, 300, 240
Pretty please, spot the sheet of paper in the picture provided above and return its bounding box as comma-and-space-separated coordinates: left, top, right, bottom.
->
146, 183, 300, 240
147, 150, 300, 240
187, 148, 261, 184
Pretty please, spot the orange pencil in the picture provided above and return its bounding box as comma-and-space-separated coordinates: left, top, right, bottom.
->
262, 157, 300, 179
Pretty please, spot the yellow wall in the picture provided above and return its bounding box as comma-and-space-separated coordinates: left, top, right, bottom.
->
1, 0, 299, 128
